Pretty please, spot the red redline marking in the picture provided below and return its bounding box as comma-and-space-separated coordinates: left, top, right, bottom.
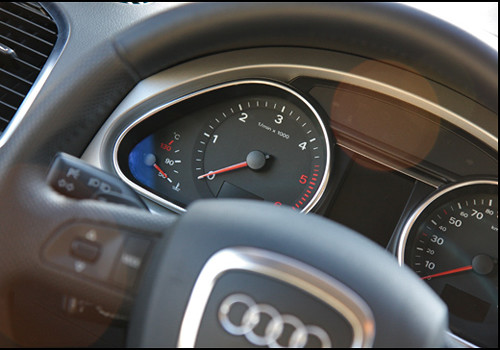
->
299, 201, 303, 205
422, 232, 428, 237
308, 186, 314, 190
306, 190, 311, 194
304, 193, 309, 198
295, 204, 300, 208
443, 209, 448, 215
168, 140, 174, 145
309, 182, 316, 186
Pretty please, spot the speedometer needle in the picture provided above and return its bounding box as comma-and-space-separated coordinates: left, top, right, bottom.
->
420, 265, 473, 280
197, 161, 248, 179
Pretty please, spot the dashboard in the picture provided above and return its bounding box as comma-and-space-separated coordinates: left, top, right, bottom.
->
0, 2, 497, 348
82, 47, 498, 347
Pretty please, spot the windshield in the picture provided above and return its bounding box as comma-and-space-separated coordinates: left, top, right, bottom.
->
401, 2, 498, 50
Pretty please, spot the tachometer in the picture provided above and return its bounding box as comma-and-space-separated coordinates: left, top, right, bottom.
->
192, 93, 329, 212
397, 180, 498, 347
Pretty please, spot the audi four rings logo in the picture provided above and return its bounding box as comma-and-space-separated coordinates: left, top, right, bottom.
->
218, 293, 332, 348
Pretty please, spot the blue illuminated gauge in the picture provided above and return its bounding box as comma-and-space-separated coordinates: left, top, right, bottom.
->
397, 180, 498, 348
128, 130, 183, 198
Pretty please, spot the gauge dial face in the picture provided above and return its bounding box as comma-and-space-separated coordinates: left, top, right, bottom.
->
193, 95, 327, 211
398, 181, 498, 347
116, 80, 331, 213
127, 130, 185, 202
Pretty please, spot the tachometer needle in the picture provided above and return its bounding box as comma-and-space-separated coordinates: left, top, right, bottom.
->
420, 265, 473, 280
197, 151, 270, 180
197, 161, 248, 179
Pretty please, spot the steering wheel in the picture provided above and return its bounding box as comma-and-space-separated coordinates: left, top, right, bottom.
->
0, 3, 496, 347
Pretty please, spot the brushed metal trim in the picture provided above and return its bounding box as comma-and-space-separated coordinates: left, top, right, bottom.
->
178, 247, 375, 347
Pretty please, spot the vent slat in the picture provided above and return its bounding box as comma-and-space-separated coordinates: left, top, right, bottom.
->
0, 2, 57, 134
0, 83, 26, 99
0, 99, 18, 112
1, 34, 48, 67
1, 32, 49, 57
0, 68, 34, 90
0, 85, 25, 107
0, 7, 56, 40
4, 3, 57, 33
13, 57, 42, 75
0, 21, 54, 55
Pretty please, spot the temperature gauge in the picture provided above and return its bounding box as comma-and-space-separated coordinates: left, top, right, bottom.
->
126, 131, 187, 207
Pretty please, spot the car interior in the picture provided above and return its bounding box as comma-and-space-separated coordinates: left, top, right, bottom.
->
0, 2, 497, 348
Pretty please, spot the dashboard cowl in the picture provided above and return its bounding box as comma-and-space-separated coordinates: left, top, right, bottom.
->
114, 2, 498, 115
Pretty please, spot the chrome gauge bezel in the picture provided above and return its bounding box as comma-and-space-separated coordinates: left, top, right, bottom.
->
396, 179, 498, 265
112, 79, 332, 214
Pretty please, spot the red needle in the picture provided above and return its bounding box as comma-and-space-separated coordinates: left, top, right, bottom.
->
154, 163, 168, 179
197, 161, 248, 179
420, 265, 473, 280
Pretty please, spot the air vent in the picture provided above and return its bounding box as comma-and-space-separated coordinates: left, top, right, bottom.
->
0, 2, 58, 133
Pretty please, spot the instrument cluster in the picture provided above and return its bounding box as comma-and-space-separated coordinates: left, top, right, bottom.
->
109, 73, 497, 348
114, 80, 331, 213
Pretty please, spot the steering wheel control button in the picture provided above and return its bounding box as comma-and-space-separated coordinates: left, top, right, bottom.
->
112, 236, 151, 289
69, 238, 101, 263
43, 223, 125, 283
195, 271, 353, 348
47, 152, 146, 209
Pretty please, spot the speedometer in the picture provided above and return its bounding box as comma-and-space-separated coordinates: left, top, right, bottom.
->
397, 180, 498, 347
114, 80, 332, 213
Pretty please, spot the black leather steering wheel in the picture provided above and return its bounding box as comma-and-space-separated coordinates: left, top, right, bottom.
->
0, 3, 496, 347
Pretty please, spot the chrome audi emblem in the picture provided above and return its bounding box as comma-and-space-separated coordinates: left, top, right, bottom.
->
218, 293, 332, 348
